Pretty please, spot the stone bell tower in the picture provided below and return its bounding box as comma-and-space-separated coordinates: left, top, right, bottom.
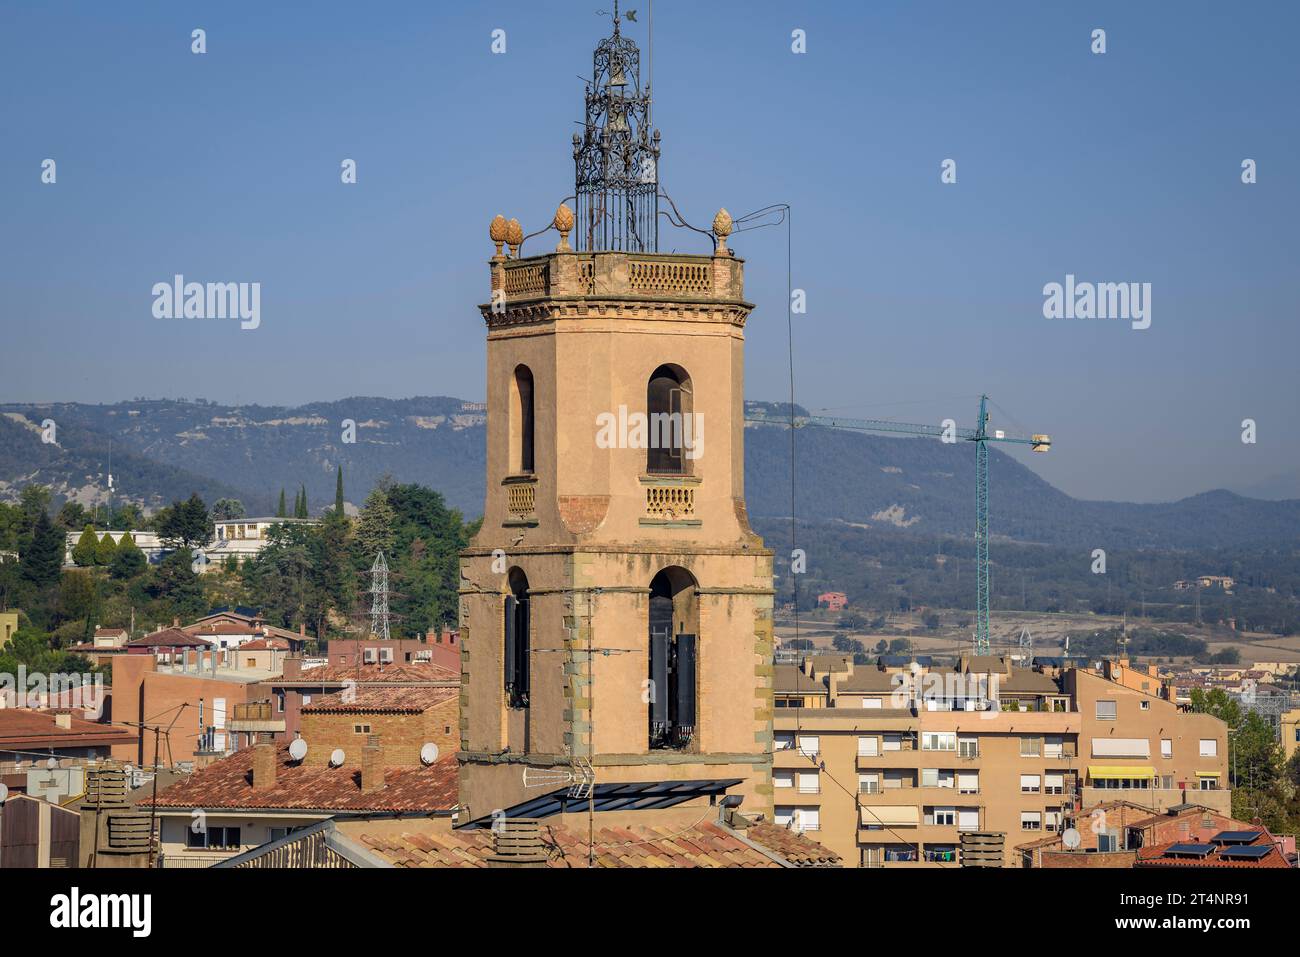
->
457, 10, 773, 822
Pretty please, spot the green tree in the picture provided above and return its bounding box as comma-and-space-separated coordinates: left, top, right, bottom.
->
21, 509, 65, 588
57, 501, 90, 531
334, 466, 345, 515
295, 484, 309, 519
211, 498, 246, 521
277, 488, 287, 518
110, 531, 147, 580
95, 532, 117, 566
157, 493, 212, 551
355, 487, 396, 565
72, 524, 100, 567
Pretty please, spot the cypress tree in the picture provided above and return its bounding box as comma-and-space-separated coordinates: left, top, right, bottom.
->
296, 484, 309, 519
110, 531, 146, 579
94, 531, 117, 566
22, 510, 65, 588
335, 466, 345, 515
277, 488, 287, 518
72, 524, 99, 566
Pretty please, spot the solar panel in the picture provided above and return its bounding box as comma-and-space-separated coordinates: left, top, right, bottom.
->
1164, 842, 1215, 857
1219, 845, 1272, 859
1210, 830, 1260, 844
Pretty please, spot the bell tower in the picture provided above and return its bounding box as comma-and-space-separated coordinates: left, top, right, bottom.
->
457, 9, 774, 822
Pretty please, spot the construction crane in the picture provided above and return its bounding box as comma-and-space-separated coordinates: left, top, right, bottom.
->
748, 394, 1050, 654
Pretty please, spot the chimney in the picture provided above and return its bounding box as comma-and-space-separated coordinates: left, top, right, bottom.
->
54, 712, 72, 730
298, 622, 305, 638
173, 616, 180, 628
360, 734, 385, 794
283, 656, 303, 679
252, 743, 277, 790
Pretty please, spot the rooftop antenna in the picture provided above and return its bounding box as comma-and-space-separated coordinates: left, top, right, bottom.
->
1018, 626, 1033, 662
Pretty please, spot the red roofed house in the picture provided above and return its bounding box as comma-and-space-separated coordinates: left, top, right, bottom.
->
817, 592, 848, 613
1135, 828, 1289, 869
144, 684, 461, 867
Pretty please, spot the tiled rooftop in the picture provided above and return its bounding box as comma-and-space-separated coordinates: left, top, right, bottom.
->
345, 817, 840, 868
146, 745, 459, 814
302, 686, 457, 713
280, 662, 458, 684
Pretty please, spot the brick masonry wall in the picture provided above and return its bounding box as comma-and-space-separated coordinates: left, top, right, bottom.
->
298, 697, 459, 767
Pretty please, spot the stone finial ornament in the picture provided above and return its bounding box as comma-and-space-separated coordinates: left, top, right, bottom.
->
490, 214, 509, 259
554, 203, 575, 251
713, 208, 733, 255
506, 218, 524, 258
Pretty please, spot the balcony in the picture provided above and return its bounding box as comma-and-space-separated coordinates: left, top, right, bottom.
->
157, 853, 232, 869
491, 251, 747, 309
227, 701, 285, 734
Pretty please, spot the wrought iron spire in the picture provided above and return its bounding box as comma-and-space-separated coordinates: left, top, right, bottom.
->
573, 4, 660, 252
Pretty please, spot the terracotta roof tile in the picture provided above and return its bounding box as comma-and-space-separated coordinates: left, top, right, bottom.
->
146, 745, 458, 814
0, 709, 135, 749
282, 662, 458, 684
302, 686, 457, 714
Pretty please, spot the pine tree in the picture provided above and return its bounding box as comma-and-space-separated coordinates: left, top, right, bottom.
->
335, 466, 345, 515
72, 524, 99, 566
277, 488, 287, 518
21, 509, 65, 588
110, 531, 146, 579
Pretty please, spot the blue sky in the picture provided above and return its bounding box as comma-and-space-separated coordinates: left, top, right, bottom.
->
2, 1, 1297, 503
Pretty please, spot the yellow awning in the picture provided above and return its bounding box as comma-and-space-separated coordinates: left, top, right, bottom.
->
1088, 765, 1155, 780
859, 805, 919, 827
1195, 771, 1221, 777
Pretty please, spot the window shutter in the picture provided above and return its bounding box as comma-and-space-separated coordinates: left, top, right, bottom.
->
504, 595, 517, 696
649, 628, 669, 732
674, 633, 697, 732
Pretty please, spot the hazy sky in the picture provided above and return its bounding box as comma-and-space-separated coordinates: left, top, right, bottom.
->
2, 1, 1297, 503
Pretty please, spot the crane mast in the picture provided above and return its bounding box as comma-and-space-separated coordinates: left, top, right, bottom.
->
748, 394, 1050, 655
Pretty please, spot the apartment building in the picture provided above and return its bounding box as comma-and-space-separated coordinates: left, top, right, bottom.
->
1067, 668, 1229, 815
773, 654, 1230, 867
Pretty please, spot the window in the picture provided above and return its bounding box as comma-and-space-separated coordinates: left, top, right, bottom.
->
957, 736, 978, 758
957, 809, 980, 831
189, 826, 241, 850
1044, 809, 1062, 833
275, 692, 285, 714
922, 768, 954, 789
882, 733, 903, 752
1199, 739, 1218, 757
788, 807, 819, 832
1139, 700, 1150, 710
922, 731, 955, 751
510, 365, 535, 474
798, 736, 820, 757
858, 736, 879, 757
1020, 736, 1042, 758
1020, 812, 1042, 831
775, 732, 795, 751
1096, 700, 1118, 721
957, 772, 979, 795
1020, 774, 1041, 794
1199, 776, 1218, 791
1044, 735, 1063, 759
926, 807, 956, 826
861, 697, 882, 709
268, 826, 300, 842
797, 771, 820, 794
646, 365, 691, 474
773, 770, 794, 789
1161, 738, 1173, 759
648, 567, 698, 750
1044, 773, 1064, 795
1098, 831, 1119, 852
774, 806, 795, 827
353, 723, 371, 735
858, 773, 880, 794
505, 569, 531, 709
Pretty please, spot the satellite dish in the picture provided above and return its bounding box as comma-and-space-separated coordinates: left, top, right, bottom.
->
329, 749, 346, 767
47, 758, 57, 770
288, 739, 308, 762
0, 784, 8, 802
420, 743, 439, 766
1062, 828, 1081, 849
